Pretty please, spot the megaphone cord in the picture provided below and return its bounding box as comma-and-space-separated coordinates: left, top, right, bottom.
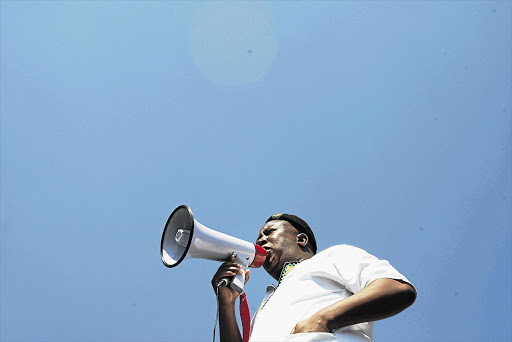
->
213, 284, 250, 342
213, 283, 222, 342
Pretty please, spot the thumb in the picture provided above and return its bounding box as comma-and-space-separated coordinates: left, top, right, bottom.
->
244, 269, 250, 284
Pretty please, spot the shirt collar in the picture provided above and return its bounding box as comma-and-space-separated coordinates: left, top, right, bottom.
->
277, 260, 301, 286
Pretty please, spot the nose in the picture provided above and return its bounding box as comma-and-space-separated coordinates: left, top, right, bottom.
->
256, 235, 267, 246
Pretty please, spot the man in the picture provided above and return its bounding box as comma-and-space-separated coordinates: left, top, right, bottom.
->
212, 213, 417, 342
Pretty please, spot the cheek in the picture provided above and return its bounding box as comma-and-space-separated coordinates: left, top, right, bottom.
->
273, 233, 290, 246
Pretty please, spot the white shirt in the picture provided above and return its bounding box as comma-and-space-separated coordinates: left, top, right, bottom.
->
249, 245, 414, 342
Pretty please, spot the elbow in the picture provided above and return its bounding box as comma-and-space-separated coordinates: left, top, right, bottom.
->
384, 279, 416, 311
368, 278, 417, 316
399, 283, 417, 308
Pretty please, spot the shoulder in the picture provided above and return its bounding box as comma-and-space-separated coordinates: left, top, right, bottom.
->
311, 245, 381, 266
316, 244, 369, 257
304, 244, 364, 263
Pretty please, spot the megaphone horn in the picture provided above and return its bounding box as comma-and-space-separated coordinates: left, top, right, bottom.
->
160, 205, 267, 293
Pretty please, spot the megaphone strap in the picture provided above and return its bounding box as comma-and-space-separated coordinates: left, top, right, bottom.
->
240, 292, 251, 342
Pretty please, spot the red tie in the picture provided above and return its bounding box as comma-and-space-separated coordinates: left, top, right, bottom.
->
239, 292, 251, 342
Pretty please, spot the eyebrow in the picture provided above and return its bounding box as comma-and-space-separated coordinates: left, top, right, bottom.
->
259, 226, 276, 236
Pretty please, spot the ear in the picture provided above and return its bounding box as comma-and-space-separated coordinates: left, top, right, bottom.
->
297, 233, 308, 247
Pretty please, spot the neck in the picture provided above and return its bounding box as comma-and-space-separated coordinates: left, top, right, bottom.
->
269, 252, 313, 280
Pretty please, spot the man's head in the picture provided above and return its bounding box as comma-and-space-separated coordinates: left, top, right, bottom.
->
256, 213, 317, 280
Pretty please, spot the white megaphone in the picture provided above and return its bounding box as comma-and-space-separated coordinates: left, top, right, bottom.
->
160, 205, 267, 293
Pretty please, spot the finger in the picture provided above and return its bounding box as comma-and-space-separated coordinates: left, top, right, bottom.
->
224, 265, 244, 275
212, 265, 241, 283
213, 265, 244, 280
219, 271, 238, 278
244, 269, 250, 284
219, 261, 243, 270
213, 270, 238, 283
220, 264, 243, 272
216, 264, 243, 277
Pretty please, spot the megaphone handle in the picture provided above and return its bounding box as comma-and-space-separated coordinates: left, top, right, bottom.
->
218, 254, 247, 293
229, 270, 245, 294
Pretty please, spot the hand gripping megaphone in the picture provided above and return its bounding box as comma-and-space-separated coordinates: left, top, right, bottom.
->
160, 205, 267, 293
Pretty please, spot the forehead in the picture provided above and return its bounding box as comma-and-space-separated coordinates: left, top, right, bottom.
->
258, 220, 296, 235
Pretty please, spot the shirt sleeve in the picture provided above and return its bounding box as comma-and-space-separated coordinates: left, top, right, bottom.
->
327, 245, 414, 294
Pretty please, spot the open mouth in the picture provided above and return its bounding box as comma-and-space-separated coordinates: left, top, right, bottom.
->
263, 247, 272, 263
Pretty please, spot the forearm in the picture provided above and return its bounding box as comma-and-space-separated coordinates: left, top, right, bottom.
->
217, 295, 243, 342
318, 278, 417, 331
211, 256, 246, 342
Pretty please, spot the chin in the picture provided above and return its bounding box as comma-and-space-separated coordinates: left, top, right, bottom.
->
263, 257, 275, 273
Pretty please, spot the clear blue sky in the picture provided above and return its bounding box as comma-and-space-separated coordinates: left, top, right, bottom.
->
1, 1, 510, 341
